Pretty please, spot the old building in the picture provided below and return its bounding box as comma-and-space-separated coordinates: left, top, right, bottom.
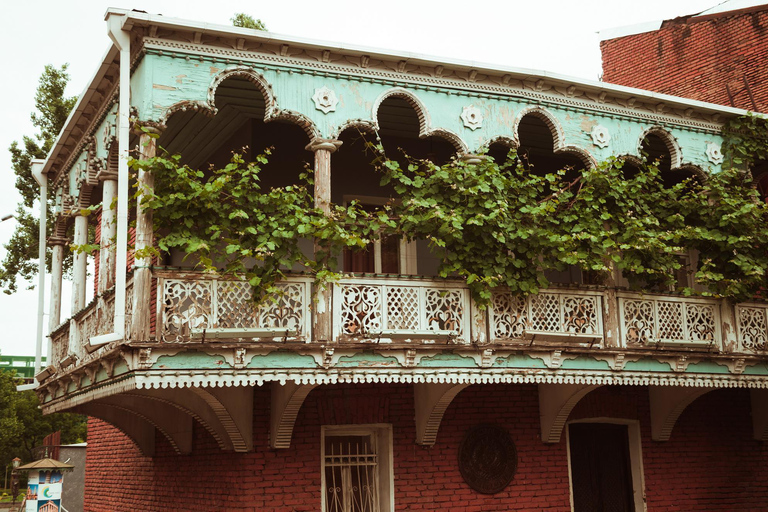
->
33, 8, 768, 511
600, 1, 768, 112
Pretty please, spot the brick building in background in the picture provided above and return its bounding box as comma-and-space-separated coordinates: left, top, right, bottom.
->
600, 1, 768, 112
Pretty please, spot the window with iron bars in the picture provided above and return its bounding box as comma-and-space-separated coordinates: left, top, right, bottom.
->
322, 424, 394, 512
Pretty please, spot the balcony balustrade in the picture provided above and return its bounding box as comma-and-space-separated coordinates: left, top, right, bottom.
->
619, 293, 720, 348
737, 303, 768, 352
332, 276, 472, 343
156, 271, 313, 342
47, 271, 768, 369
49, 278, 133, 370
489, 289, 604, 344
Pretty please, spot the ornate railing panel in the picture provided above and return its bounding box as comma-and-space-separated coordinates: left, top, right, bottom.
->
54, 277, 136, 365
619, 294, 720, 347
333, 277, 471, 343
157, 273, 312, 342
736, 303, 768, 352
489, 289, 603, 343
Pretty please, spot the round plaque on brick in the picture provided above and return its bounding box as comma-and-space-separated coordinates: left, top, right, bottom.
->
458, 424, 518, 494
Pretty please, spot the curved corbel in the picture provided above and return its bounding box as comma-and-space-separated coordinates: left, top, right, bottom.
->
99, 395, 194, 455
538, 383, 600, 443
132, 388, 234, 451
414, 382, 469, 446
191, 386, 254, 453
76, 403, 156, 456
649, 386, 712, 441
271, 382, 318, 449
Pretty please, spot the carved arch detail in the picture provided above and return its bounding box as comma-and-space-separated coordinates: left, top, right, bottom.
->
414, 382, 469, 446
538, 383, 600, 443
97, 396, 194, 455
676, 163, 709, 182
76, 403, 156, 456
131, 388, 233, 451
514, 106, 595, 169
648, 386, 713, 441
191, 386, 254, 452
332, 119, 379, 140
371, 87, 468, 153
161, 66, 319, 140
271, 382, 318, 449
638, 126, 683, 169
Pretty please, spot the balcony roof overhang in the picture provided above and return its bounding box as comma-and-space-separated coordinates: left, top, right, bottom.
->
39, 7, 758, 185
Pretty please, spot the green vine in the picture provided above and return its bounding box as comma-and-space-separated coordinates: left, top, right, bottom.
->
128, 121, 768, 306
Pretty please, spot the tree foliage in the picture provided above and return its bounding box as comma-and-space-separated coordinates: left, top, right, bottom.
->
0, 370, 86, 468
132, 131, 768, 305
231, 13, 267, 31
2, 65, 77, 294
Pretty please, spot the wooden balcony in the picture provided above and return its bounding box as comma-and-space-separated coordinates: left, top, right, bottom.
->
46, 271, 768, 374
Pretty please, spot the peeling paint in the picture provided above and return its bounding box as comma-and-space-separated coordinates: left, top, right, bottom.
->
418, 351, 478, 367
153, 83, 177, 91
336, 351, 400, 368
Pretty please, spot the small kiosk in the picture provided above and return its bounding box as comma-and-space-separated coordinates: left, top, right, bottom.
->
15, 459, 74, 512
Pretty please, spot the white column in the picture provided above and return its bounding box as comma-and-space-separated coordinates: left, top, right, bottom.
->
98, 176, 118, 293
305, 139, 342, 343
71, 213, 89, 314
48, 238, 67, 332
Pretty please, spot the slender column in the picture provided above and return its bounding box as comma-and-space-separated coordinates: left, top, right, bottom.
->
600, 264, 621, 348
131, 129, 159, 341
71, 213, 89, 314
305, 139, 342, 343
98, 174, 118, 293
48, 237, 68, 332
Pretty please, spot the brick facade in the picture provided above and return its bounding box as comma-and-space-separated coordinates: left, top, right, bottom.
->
84, 384, 768, 511
600, 5, 768, 112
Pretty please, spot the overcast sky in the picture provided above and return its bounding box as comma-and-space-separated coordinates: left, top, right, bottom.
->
0, 0, 726, 357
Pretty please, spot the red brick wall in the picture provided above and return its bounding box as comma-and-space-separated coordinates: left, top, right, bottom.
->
601, 7, 768, 112
84, 384, 768, 511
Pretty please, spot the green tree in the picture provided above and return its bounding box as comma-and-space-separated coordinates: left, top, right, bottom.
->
0, 370, 86, 468
1, 65, 77, 294
231, 13, 267, 31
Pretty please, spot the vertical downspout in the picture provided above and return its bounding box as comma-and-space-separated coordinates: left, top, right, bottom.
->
30, 159, 47, 376
91, 12, 130, 346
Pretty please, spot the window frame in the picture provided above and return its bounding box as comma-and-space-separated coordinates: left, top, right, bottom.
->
342, 195, 416, 274
565, 418, 646, 512
321, 423, 394, 512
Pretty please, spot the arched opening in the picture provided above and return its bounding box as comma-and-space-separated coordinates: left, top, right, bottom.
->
487, 140, 516, 165
517, 114, 584, 177
159, 75, 313, 269
516, 113, 586, 286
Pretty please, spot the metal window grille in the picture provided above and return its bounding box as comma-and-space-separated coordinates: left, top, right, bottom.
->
324, 435, 380, 512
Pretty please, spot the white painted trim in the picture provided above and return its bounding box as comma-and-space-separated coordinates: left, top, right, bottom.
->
566, 418, 647, 512
321, 423, 394, 512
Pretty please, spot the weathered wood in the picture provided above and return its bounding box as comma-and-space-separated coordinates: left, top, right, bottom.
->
71, 214, 88, 313
98, 177, 118, 293
306, 139, 341, 343
48, 238, 66, 332
601, 265, 621, 348
131, 130, 157, 341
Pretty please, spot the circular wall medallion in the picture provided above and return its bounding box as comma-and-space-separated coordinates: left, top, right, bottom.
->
458, 424, 518, 494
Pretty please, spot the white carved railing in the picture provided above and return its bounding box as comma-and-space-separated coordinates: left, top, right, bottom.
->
51, 278, 135, 366
333, 277, 471, 343
489, 289, 604, 343
156, 274, 312, 342
619, 293, 720, 348
736, 303, 768, 352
